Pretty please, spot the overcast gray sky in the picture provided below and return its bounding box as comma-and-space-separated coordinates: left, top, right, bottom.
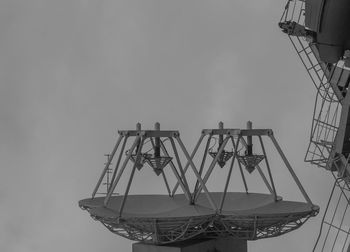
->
0, 1, 334, 251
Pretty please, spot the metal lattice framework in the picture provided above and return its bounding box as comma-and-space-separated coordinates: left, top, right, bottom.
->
100, 215, 213, 244
80, 194, 317, 244
92, 212, 314, 244
79, 122, 318, 244
237, 154, 265, 174
208, 213, 313, 240
280, 0, 343, 170
279, 1, 350, 251
313, 174, 350, 252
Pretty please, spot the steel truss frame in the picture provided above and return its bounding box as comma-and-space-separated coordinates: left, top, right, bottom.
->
176, 127, 313, 207
313, 174, 350, 252
91, 126, 217, 213
280, 0, 343, 170
80, 124, 317, 244
279, 1, 350, 251
88, 212, 315, 244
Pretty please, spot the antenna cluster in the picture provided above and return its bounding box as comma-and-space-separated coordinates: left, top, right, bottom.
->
79, 121, 318, 244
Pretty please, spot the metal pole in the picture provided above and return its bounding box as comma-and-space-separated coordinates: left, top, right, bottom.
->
237, 155, 248, 193
312, 178, 337, 252
154, 122, 161, 157
108, 136, 129, 192
235, 137, 249, 193
269, 133, 313, 204
134, 122, 142, 154
219, 136, 238, 212
104, 136, 141, 206
258, 136, 278, 201
153, 122, 176, 196
118, 137, 145, 217
92, 134, 123, 198
218, 121, 224, 148
159, 141, 191, 200
109, 123, 140, 189
246, 121, 253, 155
193, 134, 213, 196
169, 138, 191, 197
161, 171, 172, 197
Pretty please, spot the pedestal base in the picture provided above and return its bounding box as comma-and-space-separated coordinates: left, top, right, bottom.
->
132, 238, 247, 252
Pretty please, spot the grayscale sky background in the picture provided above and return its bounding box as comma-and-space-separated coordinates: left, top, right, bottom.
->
0, 1, 334, 251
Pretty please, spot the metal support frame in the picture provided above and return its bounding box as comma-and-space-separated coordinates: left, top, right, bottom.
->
97, 129, 198, 206
160, 140, 192, 201
313, 174, 350, 252
239, 137, 275, 195
172, 133, 205, 196
175, 135, 218, 211
118, 137, 145, 216
109, 136, 129, 194
279, 2, 350, 250
92, 134, 123, 198
95, 207, 316, 244
95, 127, 314, 208
82, 123, 318, 245
280, 0, 343, 170
193, 134, 213, 198
258, 136, 278, 201
194, 136, 231, 201
161, 171, 172, 197
188, 125, 313, 209
219, 136, 239, 212
171, 128, 278, 203
149, 138, 172, 197
104, 135, 141, 206
93, 127, 211, 209
269, 133, 313, 205
236, 154, 249, 193
169, 138, 191, 197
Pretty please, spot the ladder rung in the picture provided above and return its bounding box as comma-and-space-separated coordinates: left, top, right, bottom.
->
320, 140, 335, 146
323, 221, 350, 234
297, 48, 307, 54
307, 64, 321, 71
313, 119, 338, 129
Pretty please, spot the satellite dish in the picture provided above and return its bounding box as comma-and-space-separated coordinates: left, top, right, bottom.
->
79, 122, 318, 245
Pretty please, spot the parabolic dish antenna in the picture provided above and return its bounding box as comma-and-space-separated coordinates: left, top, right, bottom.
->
79, 122, 318, 245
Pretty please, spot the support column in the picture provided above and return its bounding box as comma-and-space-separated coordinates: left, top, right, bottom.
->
132, 238, 247, 252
